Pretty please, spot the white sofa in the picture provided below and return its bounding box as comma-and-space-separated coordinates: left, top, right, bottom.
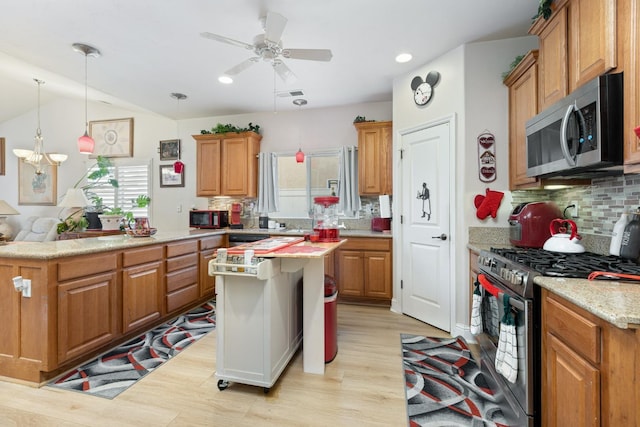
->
13, 216, 59, 242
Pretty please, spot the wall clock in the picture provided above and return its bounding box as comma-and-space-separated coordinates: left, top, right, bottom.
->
411, 71, 440, 106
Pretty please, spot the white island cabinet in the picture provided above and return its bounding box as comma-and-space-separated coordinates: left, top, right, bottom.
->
211, 257, 302, 392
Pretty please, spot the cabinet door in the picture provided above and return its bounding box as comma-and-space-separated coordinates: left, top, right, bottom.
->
506, 52, 539, 189
122, 261, 162, 333
363, 251, 391, 299
568, 0, 616, 92
196, 139, 221, 196
336, 250, 364, 297
58, 272, 118, 363
536, 6, 568, 110
221, 137, 249, 195
356, 122, 392, 195
200, 249, 216, 296
544, 333, 600, 427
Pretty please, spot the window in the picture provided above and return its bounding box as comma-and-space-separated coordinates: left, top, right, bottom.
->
272, 151, 350, 218
89, 159, 151, 220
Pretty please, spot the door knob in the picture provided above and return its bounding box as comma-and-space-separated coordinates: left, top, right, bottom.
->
432, 234, 447, 240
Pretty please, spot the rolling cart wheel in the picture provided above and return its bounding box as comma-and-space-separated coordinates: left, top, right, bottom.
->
217, 380, 229, 391
263, 387, 270, 394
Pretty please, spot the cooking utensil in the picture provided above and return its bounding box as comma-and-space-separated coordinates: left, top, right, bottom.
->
542, 218, 585, 253
587, 271, 640, 282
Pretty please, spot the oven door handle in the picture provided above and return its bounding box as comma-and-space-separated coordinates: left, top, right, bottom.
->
477, 274, 500, 297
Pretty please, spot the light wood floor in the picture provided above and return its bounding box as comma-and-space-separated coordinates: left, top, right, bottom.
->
0, 304, 450, 426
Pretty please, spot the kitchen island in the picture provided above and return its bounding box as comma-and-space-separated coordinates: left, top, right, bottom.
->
0, 230, 226, 384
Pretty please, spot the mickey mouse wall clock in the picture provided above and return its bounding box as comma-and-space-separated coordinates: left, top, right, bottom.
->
411, 71, 440, 106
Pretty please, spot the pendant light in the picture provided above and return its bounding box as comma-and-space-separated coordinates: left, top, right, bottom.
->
293, 98, 307, 163
170, 92, 187, 174
12, 79, 68, 175
73, 43, 101, 154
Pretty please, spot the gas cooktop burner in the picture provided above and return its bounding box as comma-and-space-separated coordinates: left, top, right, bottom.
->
490, 247, 640, 279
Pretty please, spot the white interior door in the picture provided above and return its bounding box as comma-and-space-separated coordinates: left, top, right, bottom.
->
401, 121, 451, 331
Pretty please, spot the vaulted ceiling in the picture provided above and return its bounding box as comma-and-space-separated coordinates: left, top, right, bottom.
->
0, 0, 536, 122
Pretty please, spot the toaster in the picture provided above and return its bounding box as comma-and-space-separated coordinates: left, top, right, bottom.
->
509, 201, 562, 248
371, 217, 391, 232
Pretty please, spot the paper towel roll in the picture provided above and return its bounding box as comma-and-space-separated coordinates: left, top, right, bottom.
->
379, 195, 391, 218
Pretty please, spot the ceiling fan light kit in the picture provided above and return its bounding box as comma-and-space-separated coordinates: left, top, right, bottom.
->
72, 42, 101, 154
201, 11, 333, 86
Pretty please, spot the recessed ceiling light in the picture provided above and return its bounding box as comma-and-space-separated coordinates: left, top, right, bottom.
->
218, 75, 233, 84
395, 53, 413, 63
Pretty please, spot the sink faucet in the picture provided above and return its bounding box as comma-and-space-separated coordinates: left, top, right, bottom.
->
338, 222, 347, 229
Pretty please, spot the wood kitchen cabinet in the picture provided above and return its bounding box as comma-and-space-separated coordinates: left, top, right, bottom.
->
199, 234, 225, 297
504, 50, 540, 189
530, 0, 616, 111
355, 121, 392, 195
56, 253, 119, 364
193, 131, 261, 197
165, 240, 200, 314
335, 237, 392, 306
122, 245, 164, 334
469, 249, 479, 316
621, 0, 640, 169
541, 289, 638, 426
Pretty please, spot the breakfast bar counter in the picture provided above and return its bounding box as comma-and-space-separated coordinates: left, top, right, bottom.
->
0, 230, 226, 383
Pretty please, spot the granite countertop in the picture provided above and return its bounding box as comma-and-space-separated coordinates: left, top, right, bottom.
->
0, 229, 226, 260
535, 276, 640, 329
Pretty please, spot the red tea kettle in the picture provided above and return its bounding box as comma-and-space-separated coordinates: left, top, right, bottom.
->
543, 218, 586, 253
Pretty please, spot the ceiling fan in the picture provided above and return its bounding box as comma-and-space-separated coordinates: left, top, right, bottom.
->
200, 11, 332, 83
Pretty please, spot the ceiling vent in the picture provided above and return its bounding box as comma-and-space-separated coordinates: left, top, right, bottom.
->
277, 89, 305, 97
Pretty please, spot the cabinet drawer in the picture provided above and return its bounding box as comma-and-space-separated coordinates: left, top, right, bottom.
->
166, 240, 198, 258
166, 266, 198, 293
166, 284, 199, 313
122, 245, 163, 267
200, 235, 225, 250
340, 237, 391, 251
545, 292, 601, 364
57, 253, 118, 282
166, 253, 198, 273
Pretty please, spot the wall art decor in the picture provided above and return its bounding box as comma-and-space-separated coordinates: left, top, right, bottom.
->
159, 139, 180, 161
477, 131, 496, 183
89, 117, 134, 158
160, 164, 184, 187
18, 160, 57, 205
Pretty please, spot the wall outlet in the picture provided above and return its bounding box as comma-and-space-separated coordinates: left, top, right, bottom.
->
570, 201, 579, 218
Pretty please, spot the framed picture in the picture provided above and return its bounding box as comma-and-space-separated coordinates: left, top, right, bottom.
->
0, 137, 5, 176
18, 160, 57, 205
159, 164, 184, 187
89, 117, 134, 158
159, 139, 180, 161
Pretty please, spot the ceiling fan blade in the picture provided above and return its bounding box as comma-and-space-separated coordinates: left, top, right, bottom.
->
200, 32, 253, 50
273, 60, 297, 84
282, 48, 333, 62
264, 11, 287, 43
225, 58, 260, 75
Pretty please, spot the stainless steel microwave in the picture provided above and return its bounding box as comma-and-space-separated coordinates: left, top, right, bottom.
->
189, 210, 229, 229
525, 72, 623, 178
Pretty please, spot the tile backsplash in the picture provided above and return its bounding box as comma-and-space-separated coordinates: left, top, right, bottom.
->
512, 175, 640, 237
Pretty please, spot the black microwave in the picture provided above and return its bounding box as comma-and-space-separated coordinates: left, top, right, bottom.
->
189, 210, 229, 229
525, 72, 623, 178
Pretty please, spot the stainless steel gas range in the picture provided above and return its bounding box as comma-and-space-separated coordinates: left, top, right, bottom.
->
475, 247, 640, 427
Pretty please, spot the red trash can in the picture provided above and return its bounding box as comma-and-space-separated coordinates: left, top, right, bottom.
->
324, 274, 338, 363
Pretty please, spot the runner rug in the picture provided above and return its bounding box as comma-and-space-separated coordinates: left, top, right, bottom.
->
401, 334, 517, 427
48, 300, 216, 399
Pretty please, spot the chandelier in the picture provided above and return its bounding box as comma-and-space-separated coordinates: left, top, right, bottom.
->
13, 79, 67, 175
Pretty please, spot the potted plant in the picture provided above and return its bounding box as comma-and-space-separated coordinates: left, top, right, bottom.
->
99, 194, 151, 231
57, 156, 119, 233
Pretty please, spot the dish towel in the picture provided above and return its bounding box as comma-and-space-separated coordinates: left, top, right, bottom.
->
470, 279, 483, 335
495, 294, 518, 383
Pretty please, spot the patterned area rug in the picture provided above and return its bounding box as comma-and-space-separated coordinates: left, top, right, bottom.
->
48, 301, 216, 399
401, 334, 518, 427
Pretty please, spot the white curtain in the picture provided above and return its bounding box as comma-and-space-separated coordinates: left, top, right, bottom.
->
338, 146, 360, 216
257, 152, 279, 214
